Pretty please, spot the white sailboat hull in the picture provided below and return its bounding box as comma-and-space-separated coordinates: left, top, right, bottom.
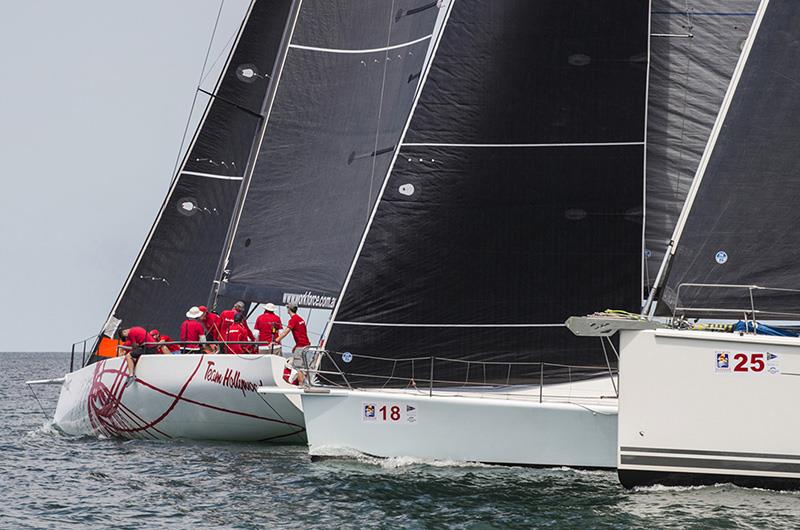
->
281, 378, 618, 468
53, 354, 305, 442
618, 328, 800, 489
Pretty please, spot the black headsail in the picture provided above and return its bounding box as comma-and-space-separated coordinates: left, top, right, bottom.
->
644, 0, 759, 292
653, 0, 800, 316
103, 0, 295, 341
215, 0, 449, 308
324, 0, 650, 385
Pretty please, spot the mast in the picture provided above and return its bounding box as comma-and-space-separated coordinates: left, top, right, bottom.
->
209, 0, 304, 309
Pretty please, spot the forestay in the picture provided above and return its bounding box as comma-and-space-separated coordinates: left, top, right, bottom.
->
324, 0, 650, 386
217, 0, 447, 308
107, 0, 294, 339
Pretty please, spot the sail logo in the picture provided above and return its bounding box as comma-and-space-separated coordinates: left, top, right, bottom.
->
204, 361, 263, 396
283, 291, 337, 309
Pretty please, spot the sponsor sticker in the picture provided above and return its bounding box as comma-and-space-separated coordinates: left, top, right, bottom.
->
715, 351, 729, 371
363, 403, 377, 421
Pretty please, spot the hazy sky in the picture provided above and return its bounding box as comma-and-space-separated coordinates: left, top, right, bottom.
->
0, 1, 250, 351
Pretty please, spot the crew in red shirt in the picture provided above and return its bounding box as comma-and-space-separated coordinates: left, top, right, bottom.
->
150, 329, 180, 354
220, 301, 253, 338
199, 305, 223, 341
117, 326, 157, 385
224, 312, 254, 354
180, 306, 206, 352
254, 303, 283, 345
276, 303, 310, 384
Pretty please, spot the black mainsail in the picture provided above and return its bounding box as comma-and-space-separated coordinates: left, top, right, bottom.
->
103, 0, 295, 339
653, 0, 800, 315
215, 0, 448, 308
324, 0, 651, 385
644, 0, 759, 290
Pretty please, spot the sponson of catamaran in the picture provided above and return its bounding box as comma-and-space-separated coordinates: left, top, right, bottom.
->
32, 0, 455, 442
568, 0, 800, 491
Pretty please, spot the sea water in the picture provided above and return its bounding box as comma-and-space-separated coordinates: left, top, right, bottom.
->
3, 352, 800, 529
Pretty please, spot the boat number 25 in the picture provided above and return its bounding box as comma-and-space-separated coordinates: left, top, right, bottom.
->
732, 353, 765, 372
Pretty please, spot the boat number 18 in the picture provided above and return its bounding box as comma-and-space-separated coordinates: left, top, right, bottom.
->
362, 402, 418, 424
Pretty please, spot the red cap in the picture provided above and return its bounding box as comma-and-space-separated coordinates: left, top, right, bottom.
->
149, 329, 159, 336
198, 306, 208, 313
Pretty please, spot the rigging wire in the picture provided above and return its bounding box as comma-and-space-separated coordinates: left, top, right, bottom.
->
365, 0, 398, 219
170, 0, 228, 180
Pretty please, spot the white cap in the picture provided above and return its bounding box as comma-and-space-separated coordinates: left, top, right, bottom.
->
186, 306, 203, 319
264, 303, 278, 312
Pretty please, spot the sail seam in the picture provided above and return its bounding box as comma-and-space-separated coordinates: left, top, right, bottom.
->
182, 171, 243, 180
289, 34, 432, 55
401, 141, 645, 148
333, 321, 566, 328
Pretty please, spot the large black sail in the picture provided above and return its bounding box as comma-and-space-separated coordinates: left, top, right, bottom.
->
325, 0, 650, 385
659, 0, 800, 316
644, 0, 758, 290
217, 0, 446, 308
107, 0, 294, 338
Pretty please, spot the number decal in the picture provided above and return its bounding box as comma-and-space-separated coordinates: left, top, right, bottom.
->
363, 402, 418, 424
750, 353, 765, 372
733, 353, 748, 372
716, 351, 779, 375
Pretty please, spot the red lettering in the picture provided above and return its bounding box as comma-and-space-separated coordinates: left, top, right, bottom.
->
390, 406, 401, 421
733, 353, 748, 372
379, 405, 387, 420
751, 353, 765, 372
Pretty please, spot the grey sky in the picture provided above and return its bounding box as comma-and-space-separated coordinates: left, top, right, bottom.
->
0, 1, 249, 351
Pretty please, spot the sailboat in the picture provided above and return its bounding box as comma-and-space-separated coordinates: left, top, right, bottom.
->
260, 0, 763, 467
568, 0, 800, 489
33, 0, 449, 442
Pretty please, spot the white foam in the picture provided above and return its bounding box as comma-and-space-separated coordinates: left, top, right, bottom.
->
311, 445, 493, 469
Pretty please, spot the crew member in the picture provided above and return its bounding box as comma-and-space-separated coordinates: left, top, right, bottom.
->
199, 305, 223, 341
150, 329, 180, 355
276, 303, 311, 384
224, 312, 254, 354
220, 301, 254, 340
117, 326, 157, 385
254, 303, 282, 351
180, 306, 206, 353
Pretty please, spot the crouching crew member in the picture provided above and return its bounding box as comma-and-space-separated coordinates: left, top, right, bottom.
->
225, 312, 254, 354
117, 326, 157, 386
181, 306, 206, 353
276, 303, 311, 384
150, 329, 180, 355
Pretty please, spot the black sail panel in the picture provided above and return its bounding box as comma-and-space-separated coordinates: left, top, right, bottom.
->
109, 0, 293, 338
326, 0, 649, 384
660, 1, 800, 315
644, 0, 758, 289
220, 0, 444, 306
